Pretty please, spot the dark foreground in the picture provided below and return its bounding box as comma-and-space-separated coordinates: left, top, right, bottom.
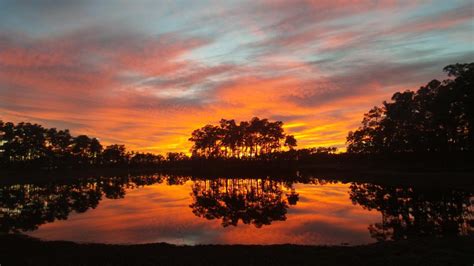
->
1, 234, 472, 266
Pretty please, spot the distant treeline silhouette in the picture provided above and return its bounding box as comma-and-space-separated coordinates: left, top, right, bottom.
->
347, 63, 473, 153
0, 119, 336, 169
189, 117, 298, 158
0, 121, 172, 168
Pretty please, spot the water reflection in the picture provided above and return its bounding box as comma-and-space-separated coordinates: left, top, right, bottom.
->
349, 183, 473, 241
0, 174, 472, 244
0, 175, 172, 232
190, 179, 294, 227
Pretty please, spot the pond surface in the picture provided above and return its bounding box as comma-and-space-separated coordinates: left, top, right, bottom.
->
1, 174, 472, 245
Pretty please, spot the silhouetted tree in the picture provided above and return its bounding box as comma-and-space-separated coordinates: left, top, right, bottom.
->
102, 144, 128, 165
284, 135, 297, 150
44, 128, 73, 165
189, 117, 297, 158
0, 121, 136, 167
166, 152, 189, 162
347, 63, 474, 153
130, 152, 164, 166
0, 122, 47, 162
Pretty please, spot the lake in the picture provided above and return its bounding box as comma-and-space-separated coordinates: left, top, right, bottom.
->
1, 173, 472, 245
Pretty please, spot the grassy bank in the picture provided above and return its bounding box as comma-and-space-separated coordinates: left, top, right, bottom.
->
0, 234, 472, 266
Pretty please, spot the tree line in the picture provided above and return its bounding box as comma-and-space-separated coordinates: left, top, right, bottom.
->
189, 117, 297, 158
0, 119, 336, 168
0, 121, 187, 168
347, 63, 473, 153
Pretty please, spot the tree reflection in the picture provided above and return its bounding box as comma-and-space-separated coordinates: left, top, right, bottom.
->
0, 174, 166, 232
189, 178, 299, 227
1, 173, 472, 243
349, 183, 473, 241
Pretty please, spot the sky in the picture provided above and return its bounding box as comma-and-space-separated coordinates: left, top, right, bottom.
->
0, 0, 473, 154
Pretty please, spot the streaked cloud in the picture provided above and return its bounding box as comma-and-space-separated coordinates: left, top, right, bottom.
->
1, 0, 473, 153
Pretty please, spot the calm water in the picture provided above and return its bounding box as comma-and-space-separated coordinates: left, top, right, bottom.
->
1, 174, 472, 245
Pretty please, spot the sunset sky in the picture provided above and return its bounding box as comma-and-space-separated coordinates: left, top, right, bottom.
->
1, 0, 473, 154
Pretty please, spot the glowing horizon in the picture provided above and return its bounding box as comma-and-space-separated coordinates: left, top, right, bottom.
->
1, 1, 473, 154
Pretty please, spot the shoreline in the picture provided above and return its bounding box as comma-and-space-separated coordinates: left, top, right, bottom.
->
1, 234, 472, 266
1, 165, 473, 190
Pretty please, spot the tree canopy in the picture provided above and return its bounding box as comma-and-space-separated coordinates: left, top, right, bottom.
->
189, 117, 297, 158
347, 63, 474, 153
0, 121, 165, 167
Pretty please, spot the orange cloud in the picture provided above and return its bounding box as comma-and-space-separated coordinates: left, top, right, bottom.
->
1, 1, 472, 154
